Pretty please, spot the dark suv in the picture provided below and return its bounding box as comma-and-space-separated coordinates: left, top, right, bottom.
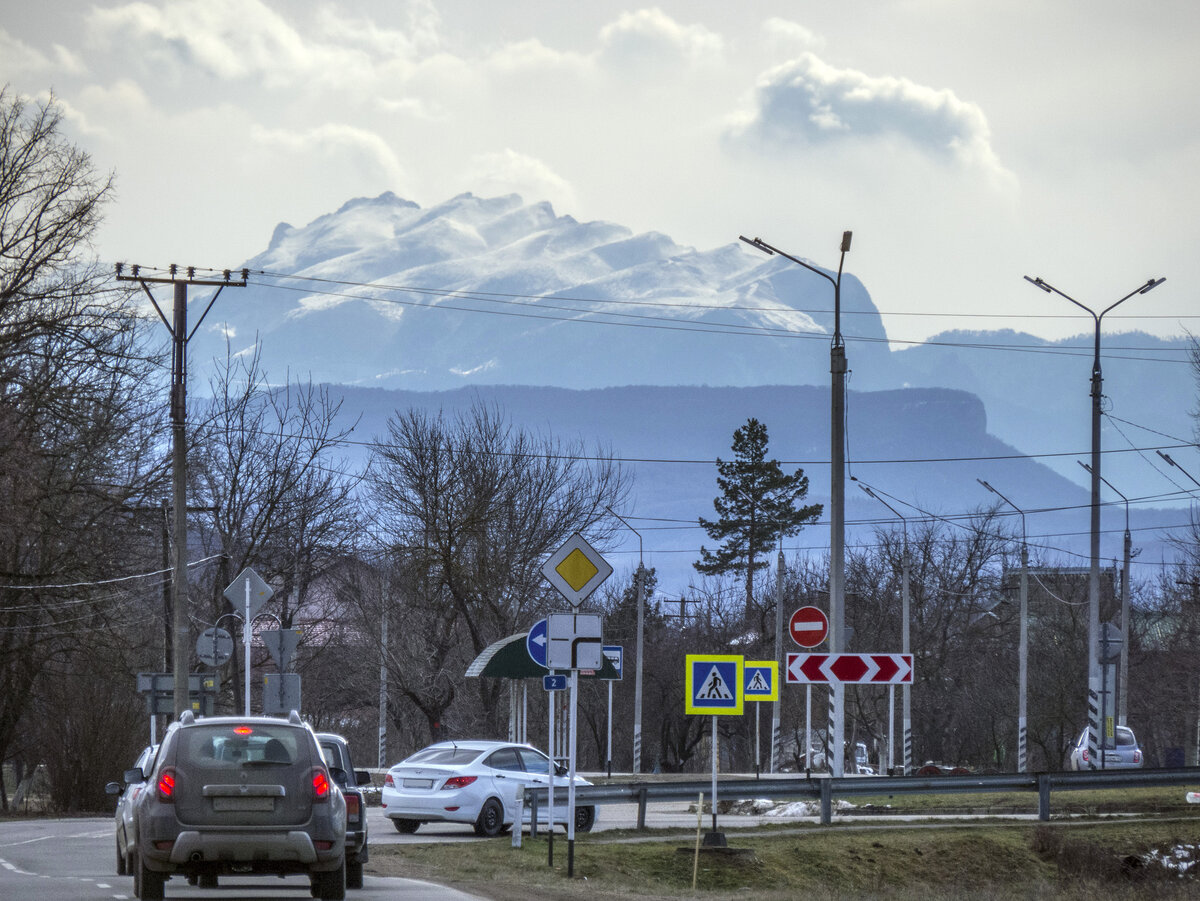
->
125, 710, 348, 900
316, 732, 371, 889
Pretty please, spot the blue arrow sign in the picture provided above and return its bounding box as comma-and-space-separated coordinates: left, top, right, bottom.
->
527, 618, 548, 668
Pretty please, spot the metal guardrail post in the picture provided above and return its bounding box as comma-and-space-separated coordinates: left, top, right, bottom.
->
1038, 773, 1051, 821
820, 777, 833, 825
637, 786, 648, 830
529, 790, 539, 837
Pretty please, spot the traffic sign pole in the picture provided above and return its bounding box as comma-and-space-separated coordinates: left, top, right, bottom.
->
567, 669, 579, 877
244, 579, 251, 715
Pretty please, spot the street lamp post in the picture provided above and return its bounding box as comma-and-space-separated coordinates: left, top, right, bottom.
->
1079, 461, 1131, 727
741, 231, 853, 776
607, 507, 645, 774
856, 482, 911, 775
1023, 274, 1164, 769
977, 479, 1029, 773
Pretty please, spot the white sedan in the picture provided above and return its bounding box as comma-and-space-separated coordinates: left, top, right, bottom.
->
381, 740, 595, 837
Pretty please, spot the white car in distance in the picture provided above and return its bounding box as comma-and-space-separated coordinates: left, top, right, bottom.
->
381, 740, 595, 837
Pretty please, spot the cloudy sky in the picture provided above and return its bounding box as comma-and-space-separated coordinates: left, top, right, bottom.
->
3, 0, 1197, 345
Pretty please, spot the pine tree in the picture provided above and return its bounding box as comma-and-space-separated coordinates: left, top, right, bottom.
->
695, 418, 821, 623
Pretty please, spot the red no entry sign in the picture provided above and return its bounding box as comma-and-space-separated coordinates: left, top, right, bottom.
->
789, 606, 829, 648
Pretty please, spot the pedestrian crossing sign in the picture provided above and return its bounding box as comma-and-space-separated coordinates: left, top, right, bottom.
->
685, 654, 743, 715
743, 660, 778, 702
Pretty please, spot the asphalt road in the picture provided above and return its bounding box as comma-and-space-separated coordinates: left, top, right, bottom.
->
0, 817, 486, 901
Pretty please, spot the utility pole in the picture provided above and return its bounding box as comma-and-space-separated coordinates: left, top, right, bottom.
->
117, 264, 248, 716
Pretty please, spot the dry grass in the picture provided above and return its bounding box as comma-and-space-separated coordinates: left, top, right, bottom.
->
368, 818, 1200, 900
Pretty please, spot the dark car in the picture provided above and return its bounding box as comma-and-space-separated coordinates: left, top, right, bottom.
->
316, 732, 372, 889
124, 710, 347, 900
105, 744, 158, 876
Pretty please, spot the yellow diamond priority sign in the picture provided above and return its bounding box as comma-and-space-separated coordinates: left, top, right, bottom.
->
542, 532, 613, 607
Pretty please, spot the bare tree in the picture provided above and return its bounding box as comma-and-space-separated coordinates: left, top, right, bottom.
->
0, 87, 165, 809
190, 345, 361, 711
366, 401, 629, 741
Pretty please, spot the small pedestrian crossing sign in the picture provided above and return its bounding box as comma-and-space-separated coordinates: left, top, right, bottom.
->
743, 660, 778, 702
685, 654, 743, 715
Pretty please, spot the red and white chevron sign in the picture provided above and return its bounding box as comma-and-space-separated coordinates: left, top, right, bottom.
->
785, 652, 913, 685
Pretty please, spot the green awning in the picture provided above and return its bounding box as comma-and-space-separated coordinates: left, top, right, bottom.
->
465, 632, 620, 680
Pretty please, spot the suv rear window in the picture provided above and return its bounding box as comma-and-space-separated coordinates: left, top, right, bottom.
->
178, 724, 304, 767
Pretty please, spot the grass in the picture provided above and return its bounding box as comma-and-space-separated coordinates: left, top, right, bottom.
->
367, 791, 1200, 900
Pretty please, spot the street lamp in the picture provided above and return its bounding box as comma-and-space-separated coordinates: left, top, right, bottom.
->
740, 230, 853, 776
606, 507, 644, 775
856, 481, 911, 775
1079, 461, 1131, 728
977, 479, 1029, 773
1023, 274, 1164, 769
1158, 450, 1200, 491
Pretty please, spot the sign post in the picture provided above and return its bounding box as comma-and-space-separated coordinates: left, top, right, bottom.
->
789, 606, 828, 769
603, 646, 622, 778
685, 654, 743, 843
743, 661, 777, 778
540, 533, 611, 878
224, 568, 273, 716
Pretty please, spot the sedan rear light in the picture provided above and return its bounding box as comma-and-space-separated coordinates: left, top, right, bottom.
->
441, 776, 477, 791
311, 767, 332, 802
384, 774, 394, 788
1134, 749, 1142, 765
156, 767, 177, 803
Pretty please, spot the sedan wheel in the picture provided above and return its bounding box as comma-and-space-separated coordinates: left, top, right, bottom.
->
392, 818, 420, 834
473, 798, 505, 837
575, 804, 596, 833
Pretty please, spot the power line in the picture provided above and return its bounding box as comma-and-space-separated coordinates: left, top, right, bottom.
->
149, 267, 1192, 364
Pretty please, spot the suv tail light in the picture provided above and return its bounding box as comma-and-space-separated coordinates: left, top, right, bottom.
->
156, 767, 177, 803
441, 776, 477, 790
311, 767, 332, 802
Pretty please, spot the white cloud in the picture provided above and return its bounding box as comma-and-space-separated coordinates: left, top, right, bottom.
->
0, 28, 61, 76
597, 8, 723, 75
761, 17, 824, 54
86, 0, 409, 90
460, 150, 577, 214
726, 52, 1014, 186
247, 124, 408, 202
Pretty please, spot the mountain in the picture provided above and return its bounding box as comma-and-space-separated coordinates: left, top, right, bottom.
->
183, 192, 1197, 593
192, 191, 895, 392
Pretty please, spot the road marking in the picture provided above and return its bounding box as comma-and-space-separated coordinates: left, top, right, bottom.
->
0, 856, 36, 876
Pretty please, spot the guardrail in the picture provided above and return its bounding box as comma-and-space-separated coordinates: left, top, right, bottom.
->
524, 767, 1200, 831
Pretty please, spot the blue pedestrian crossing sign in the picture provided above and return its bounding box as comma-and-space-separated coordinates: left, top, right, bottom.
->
685, 654, 743, 715
743, 660, 778, 702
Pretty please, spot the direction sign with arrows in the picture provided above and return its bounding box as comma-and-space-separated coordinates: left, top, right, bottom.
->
786, 653, 913, 685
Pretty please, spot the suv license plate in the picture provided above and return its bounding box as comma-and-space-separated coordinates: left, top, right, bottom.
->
213, 797, 274, 812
